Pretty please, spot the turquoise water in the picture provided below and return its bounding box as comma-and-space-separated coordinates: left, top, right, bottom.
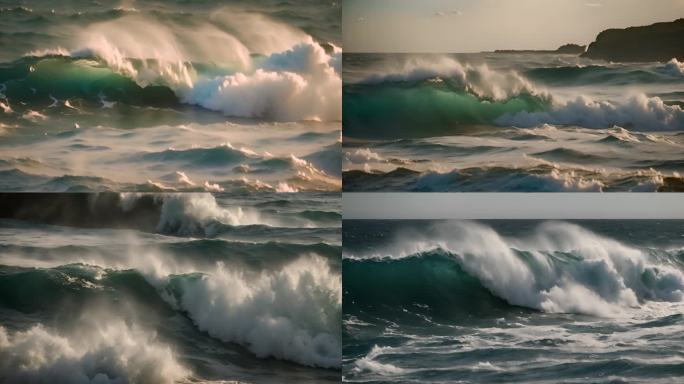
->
343, 220, 684, 383
0, 192, 341, 383
0, 0, 341, 191
342, 53, 684, 192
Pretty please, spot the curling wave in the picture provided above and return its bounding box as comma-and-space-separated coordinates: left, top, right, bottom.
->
344, 221, 684, 317
0, 253, 342, 369
3, 12, 341, 122
344, 56, 684, 138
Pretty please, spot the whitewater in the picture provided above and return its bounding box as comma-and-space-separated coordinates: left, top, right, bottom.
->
0, 0, 341, 192
0, 192, 342, 383
343, 219, 684, 383
342, 53, 684, 192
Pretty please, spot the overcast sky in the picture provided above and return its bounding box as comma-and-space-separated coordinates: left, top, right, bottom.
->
344, 0, 684, 52
343, 194, 684, 219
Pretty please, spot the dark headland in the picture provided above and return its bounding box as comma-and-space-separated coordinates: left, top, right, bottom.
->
582, 19, 684, 62
494, 43, 586, 54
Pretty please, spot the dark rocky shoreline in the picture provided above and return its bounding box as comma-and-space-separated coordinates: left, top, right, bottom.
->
582, 19, 684, 62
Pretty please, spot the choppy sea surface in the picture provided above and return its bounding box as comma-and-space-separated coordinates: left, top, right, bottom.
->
343, 220, 684, 383
0, 192, 341, 383
0, 0, 341, 192
343, 53, 684, 192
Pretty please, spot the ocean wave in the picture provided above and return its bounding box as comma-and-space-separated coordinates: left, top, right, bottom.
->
496, 93, 684, 131
3, 12, 341, 121
343, 164, 678, 192
185, 42, 341, 121
343, 85, 549, 138
661, 58, 684, 77
125, 192, 341, 235
524, 64, 675, 85
0, 165, 340, 193
343, 56, 684, 137
356, 56, 542, 101
0, 246, 341, 369
0, 320, 188, 384
161, 254, 341, 368
148, 193, 272, 235
352, 345, 406, 376
137, 143, 255, 167
344, 221, 684, 317
0, 193, 339, 236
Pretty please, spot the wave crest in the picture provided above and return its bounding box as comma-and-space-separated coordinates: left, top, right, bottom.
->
359, 56, 543, 101
346, 221, 684, 317
162, 255, 342, 368
0, 321, 188, 384
13, 12, 341, 121
497, 93, 684, 131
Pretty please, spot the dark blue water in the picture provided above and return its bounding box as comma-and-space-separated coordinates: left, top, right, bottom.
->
342, 53, 684, 192
343, 220, 684, 383
0, 192, 341, 383
0, 0, 341, 192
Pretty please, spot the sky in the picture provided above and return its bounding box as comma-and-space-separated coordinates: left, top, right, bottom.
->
343, 194, 684, 219
344, 0, 684, 52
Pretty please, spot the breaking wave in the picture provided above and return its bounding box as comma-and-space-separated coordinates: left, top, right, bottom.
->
0, 192, 339, 236
2, 12, 341, 121
496, 93, 684, 131
162, 254, 341, 368
344, 56, 684, 138
0, 319, 188, 384
344, 221, 684, 317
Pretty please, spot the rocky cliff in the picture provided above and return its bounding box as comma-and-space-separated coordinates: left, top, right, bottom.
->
582, 19, 684, 62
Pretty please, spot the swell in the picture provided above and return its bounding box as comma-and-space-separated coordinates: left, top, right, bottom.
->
343, 84, 549, 138
344, 57, 684, 138
0, 56, 180, 108
524, 64, 683, 86
344, 251, 515, 321
0, 193, 340, 236
0, 257, 342, 369
0, 316, 189, 384
0, 167, 340, 193
344, 86, 684, 138
343, 163, 683, 192
0, 264, 169, 313
0, 10, 342, 122
344, 221, 684, 318
0, 240, 342, 271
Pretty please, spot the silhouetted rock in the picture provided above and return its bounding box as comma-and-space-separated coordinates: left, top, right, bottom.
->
494, 44, 585, 54
583, 19, 684, 62
555, 44, 586, 54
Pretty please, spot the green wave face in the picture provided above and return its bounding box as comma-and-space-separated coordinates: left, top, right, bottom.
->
343, 251, 516, 322
0, 56, 179, 107
343, 83, 551, 139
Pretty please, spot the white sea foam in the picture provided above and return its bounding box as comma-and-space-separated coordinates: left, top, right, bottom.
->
353, 345, 405, 375
148, 193, 265, 235
344, 148, 384, 164
411, 167, 606, 192
348, 221, 684, 317
31, 13, 341, 122
0, 321, 188, 384
496, 93, 684, 131
185, 42, 341, 121
161, 255, 341, 368
359, 55, 544, 101
661, 58, 684, 77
